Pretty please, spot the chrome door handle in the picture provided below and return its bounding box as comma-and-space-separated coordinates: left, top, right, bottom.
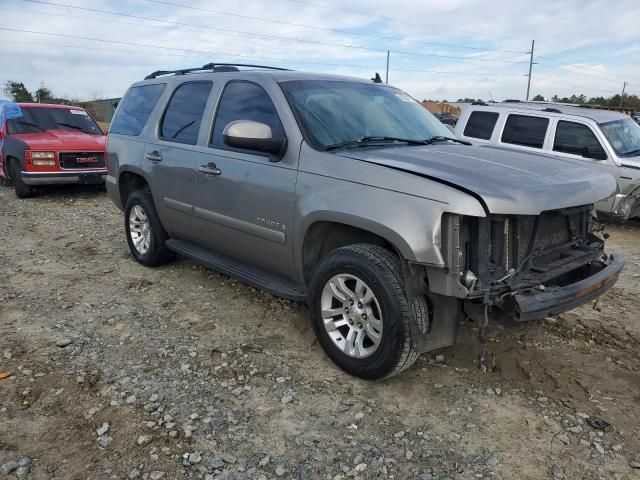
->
145, 151, 163, 162
198, 162, 222, 176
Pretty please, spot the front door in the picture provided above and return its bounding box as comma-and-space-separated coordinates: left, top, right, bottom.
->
190, 80, 298, 280
548, 119, 620, 213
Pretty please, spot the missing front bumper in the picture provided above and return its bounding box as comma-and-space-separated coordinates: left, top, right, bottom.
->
513, 255, 624, 321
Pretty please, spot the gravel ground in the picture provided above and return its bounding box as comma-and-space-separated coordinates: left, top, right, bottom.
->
0, 183, 639, 480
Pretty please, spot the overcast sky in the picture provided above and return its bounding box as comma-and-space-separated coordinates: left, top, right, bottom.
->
1, 0, 638, 102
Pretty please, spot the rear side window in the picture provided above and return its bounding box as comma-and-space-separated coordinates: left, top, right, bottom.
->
210, 81, 284, 148
501, 114, 549, 149
463, 111, 499, 140
553, 121, 606, 159
160, 82, 213, 145
110, 83, 165, 136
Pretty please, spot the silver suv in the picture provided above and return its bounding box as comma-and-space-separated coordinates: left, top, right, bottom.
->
455, 101, 640, 220
106, 64, 623, 379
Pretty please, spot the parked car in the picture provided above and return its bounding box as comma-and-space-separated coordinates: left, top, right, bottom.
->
107, 64, 622, 379
432, 112, 457, 126
0, 102, 106, 198
455, 101, 640, 220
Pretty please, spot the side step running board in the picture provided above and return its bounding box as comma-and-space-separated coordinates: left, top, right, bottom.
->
166, 239, 307, 302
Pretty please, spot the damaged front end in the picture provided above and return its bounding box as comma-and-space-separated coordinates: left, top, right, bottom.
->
430, 206, 624, 323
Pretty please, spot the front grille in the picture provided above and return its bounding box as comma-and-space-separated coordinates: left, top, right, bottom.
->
59, 152, 105, 169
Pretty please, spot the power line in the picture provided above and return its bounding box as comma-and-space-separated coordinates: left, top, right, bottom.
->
533, 76, 618, 94
279, 0, 522, 52
0, 39, 198, 59
140, 0, 528, 55
0, 27, 524, 78
535, 54, 633, 82
16, 0, 528, 64
535, 61, 625, 85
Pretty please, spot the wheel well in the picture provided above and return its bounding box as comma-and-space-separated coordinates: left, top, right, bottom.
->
5, 155, 19, 178
119, 171, 149, 206
302, 221, 397, 283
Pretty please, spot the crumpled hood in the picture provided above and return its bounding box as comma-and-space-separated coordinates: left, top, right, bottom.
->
336, 144, 618, 215
11, 129, 105, 151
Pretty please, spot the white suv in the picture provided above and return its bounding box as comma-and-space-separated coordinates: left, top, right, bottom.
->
455, 101, 640, 220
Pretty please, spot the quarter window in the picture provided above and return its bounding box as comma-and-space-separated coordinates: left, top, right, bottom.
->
110, 83, 165, 136
463, 111, 499, 140
211, 81, 284, 149
160, 82, 213, 145
501, 114, 549, 149
553, 121, 607, 159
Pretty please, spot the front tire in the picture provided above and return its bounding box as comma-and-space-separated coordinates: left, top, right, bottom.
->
124, 190, 173, 267
10, 160, 33, 199
308, 244, 423, 379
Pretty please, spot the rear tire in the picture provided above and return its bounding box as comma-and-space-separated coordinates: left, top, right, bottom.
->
308, 244, 423, 380
10, 160, 34, 199
124, 190, 173, 267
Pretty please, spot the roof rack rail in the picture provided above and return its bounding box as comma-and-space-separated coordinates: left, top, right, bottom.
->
542, 107, 562, 113
145, 63, 292, 80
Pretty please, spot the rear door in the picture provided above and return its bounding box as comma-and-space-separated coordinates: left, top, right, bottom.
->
145, 81, 214, 238
189, 80, 299, 280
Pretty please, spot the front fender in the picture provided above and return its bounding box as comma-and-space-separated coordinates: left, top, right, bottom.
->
294, 168, 486, 275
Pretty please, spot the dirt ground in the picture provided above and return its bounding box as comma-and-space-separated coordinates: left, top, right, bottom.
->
0, 183, 639, 480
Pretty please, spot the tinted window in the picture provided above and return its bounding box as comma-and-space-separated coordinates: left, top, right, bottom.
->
211, 81, 284, 148
501, 114, 549, 149
463, 111, 499, 140
7, 107, 102, 135
553, 121, 606, 159
160, 82, 213, 145
110, 83, 165, 136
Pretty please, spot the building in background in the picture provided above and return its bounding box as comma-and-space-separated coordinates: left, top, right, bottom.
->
80, 98, 120, 127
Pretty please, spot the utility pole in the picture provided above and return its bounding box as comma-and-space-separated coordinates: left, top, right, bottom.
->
620, 81, 627, 107
385, 50, 390, 84
526, 39, 535, 101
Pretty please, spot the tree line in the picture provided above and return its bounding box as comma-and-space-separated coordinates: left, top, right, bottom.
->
2, 80, 82, 105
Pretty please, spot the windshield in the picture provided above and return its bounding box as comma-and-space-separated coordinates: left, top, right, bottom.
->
600, 118, 640, 157
7, 107, 103, 135
279, 80, 452, 149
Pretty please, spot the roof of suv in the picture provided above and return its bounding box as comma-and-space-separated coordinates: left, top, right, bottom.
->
139, 63, 382, 86
474, 101, 627, 124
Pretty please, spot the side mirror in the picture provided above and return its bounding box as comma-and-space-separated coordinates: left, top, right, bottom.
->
223, 120, 286, 160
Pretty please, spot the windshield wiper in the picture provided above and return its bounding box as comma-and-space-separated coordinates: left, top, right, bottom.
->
621, 148, 640, 157
424, 136, 472, 145
56, 122, 90, 133
324, 136, 430, 151
14, 120, 46, 132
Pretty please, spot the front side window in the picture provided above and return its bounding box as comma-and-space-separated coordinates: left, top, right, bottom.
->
160, 81, 213, 145
279, 80, 452, 149
211, 81, 284, 148
110, 83, 165, 136
553, 121, 606, 159
501, 114, 549, 149
463, 111, 499, 140
600, 118, 640, 157
8, 107, 102, 135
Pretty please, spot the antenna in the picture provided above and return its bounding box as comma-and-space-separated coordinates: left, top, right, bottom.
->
488, 90, 495, 102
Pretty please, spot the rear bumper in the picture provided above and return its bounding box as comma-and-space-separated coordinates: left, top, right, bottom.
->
21, 170, 106, 186
514, 255, 624, 321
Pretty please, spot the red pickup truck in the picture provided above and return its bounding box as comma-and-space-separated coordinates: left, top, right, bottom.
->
0, 103, 106, 198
